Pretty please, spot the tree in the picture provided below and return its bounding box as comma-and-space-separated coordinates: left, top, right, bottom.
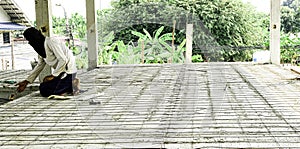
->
69, 13, 87, 40
53, 13, 86, 40
281, 6, 296, 33
52, 13, 88, 69
281, 0, 300, 33
283, 0, 299, 11
52, 16, 67, 36
107, 0, 268, 61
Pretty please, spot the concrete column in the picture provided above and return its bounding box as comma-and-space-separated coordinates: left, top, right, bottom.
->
185, 24, 193, 63
35, 0, 52, 82
270, 0, 281, 65
86, 0, 98, 70
35, 0, 53, 37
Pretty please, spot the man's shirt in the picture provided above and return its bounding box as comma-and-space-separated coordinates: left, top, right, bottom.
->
26, 37, 77, 83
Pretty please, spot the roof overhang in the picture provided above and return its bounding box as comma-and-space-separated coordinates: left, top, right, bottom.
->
0, 22, 26, 31
0, 0, 32, 27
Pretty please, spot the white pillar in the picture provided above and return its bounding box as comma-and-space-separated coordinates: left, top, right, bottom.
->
35, 0, 52, 82
270, 0, 281, 65
86, 0, 98, 70
185, 24, 193, 63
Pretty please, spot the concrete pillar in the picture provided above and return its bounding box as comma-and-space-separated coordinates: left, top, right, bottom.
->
270, 0, 281, 65
86, 0, 98, 70
185, 24, 193, 63
35, 0, 53, 37
35, 0, 52, 82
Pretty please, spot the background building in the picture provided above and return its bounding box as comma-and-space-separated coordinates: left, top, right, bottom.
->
0, 0, 31, 46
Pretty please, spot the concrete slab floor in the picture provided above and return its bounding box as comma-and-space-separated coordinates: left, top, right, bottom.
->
1, 63, 300, 148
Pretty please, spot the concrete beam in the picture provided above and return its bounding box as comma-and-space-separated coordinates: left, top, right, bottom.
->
86, 0, 98, 70
270, 0, 281, 65
35, 0, 52, 82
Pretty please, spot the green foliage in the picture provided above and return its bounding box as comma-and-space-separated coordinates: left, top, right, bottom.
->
53, 13, 87, 40
69, 13, 87, 39
281, 0, 300, 33
280, 33, 300, 63
75, 47, 88, 69
192, 54, 203, 63
172, 39, 186, 63
221, 47, 255, 62
108, 0, 269, 62
114, 41, 141, 64
97, 26, 185, 64
98, 31, 116, 65
104, 1, 216, 61
132, 26, 185, 63
97, 31, 141, 65
281, 6, 297, 33
283, 0, 300, 11
52, 16, 67, 35
53, 0, 275, 65
97, 9, 114, 43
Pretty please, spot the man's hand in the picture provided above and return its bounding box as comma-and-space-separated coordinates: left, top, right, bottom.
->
43, 75, 55, 83
16, 80, 29, 93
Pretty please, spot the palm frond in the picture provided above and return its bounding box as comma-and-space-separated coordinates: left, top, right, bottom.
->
154, 26, 165, 40
143, 28, 153, 40
131, 30, 147, 40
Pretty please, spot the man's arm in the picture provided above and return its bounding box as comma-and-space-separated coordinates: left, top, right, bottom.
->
26, 55, 46, 83
16, 56, 46, 93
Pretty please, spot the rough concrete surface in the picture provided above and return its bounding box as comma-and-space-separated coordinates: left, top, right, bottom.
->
1, 63, 300, 148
